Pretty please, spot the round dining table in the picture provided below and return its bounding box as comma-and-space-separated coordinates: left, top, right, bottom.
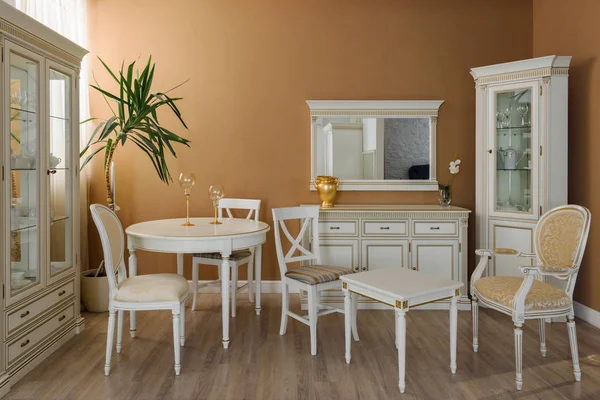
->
125, 217, 270, 348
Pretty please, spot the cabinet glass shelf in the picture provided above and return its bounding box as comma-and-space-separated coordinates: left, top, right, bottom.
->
11, 215, 69, 233
497, 168, 531, 172
10, 106, 36, 114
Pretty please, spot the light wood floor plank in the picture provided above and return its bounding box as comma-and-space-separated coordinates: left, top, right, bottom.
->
4, 294, 600, 400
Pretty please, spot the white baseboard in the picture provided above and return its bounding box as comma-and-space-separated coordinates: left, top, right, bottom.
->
574, 301, 600, 329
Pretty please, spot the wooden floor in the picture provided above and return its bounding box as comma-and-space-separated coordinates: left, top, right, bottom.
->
4, 294, 600, 400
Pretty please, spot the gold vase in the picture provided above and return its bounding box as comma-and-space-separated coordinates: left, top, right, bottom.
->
314, 176, 340, 209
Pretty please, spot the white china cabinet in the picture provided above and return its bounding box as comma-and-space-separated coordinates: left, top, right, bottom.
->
0, 3, 87, 396
471, 56, 570, 278
302, 205, 471, 310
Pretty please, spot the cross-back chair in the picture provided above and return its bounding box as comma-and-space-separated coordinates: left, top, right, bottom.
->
90, 204, 189, 376
471, 204, 591, 390
192, 198, 261, 316
272, 205, 359, 355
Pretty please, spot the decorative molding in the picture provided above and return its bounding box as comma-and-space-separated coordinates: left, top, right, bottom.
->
318, 211, 470, 220
310, 109, 440, 117
0, 5, 87, 66
473, 67, 569, 86
430, 116, 437, 124
460, 217, 469, 228
573, 301, 600, 329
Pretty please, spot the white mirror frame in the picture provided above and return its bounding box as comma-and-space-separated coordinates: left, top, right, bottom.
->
307, 100, 444, 191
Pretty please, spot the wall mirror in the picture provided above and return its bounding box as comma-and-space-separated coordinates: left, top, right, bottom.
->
307, 100, 444, 191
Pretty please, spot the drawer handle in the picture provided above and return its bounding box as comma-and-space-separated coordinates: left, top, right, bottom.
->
20, 310, 30, 318
411, 266, 417, 271
329, 226, 340, 230
379, 226, 390, 230
430, 227, 440, 230
20, 339, 30, 348
58, 315, 66, 322
58, 290, 66, 297
361, 267, 367, 271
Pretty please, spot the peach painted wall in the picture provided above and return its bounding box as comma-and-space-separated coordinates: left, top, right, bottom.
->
86, 0, 533, 281
533, 0, 600, 311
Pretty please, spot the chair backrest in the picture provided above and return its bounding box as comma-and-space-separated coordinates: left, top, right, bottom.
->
272, 206, 321, 276
534, 205, 591, 269
89, 204, 127, 296
218, 198, 261, 221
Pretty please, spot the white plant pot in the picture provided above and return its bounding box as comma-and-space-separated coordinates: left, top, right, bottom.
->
80, 268, 109, 313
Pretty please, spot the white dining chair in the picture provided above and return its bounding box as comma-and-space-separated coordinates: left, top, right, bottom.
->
471, 205, 591, 390
90, 204, 189, 376
272, 205, 359, 355
191, 198, 261, 316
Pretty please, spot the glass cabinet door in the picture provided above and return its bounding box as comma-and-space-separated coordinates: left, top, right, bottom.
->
47, 63, 73, 283
6, 43, 43, 300
489, 83, 539, 219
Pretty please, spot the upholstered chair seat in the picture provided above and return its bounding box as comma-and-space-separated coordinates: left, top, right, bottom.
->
471, 205, 591, 391
90, 204, 189, 376
284, 265, 354, 285
191, 199, 262, 316
115, 274, 190, 303
272, 205, 359, 355
473, 276, 571, 311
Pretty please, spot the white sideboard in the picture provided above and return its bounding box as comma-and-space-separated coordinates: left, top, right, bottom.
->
301, 205, 471, 310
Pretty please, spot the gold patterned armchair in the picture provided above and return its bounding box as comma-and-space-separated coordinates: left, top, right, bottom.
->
471, 205, 591, 391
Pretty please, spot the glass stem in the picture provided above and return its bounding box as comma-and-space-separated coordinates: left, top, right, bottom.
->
185, 194, 190, 224
214, 206, 218, 223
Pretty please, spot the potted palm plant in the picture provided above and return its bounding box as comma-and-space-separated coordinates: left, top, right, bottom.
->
81, 56, 190, 210
80, 56, 190, 312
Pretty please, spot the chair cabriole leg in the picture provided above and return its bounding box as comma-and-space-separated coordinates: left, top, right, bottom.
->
538, 319, 547, 357
280, 281, 289, 335
567, 315, 582, 381
116, 310, 124, 354
172, 311, 181, 375
514, 324, 523, 390
308, 286, 318, 355
472, 297, 479, 352
105, 309, 116, 376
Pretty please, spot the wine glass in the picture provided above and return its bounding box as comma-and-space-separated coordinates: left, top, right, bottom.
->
517, 104, 529, 126
178, 173, 196, 226
208, 185, 224, 225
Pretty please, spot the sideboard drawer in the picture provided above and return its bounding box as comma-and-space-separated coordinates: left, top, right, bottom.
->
319, 220, 358, 236
7, 303, 74, 366
363, 221, 408, 236
413, 220, 458, 236
7, 280, 74, 335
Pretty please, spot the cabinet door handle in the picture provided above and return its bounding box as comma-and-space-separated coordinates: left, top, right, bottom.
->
58, 290, 66, 296
329, 226, 340, 230
379, 226, 390, 230
47, 169, 57, 175
20, 310, 30, 318
20, 339, 30, 348
488, 149, 493, 154
411, 266, 417, 271
361, 267, 367, 271
430, 227, 440, 230
58, 315, 66, 322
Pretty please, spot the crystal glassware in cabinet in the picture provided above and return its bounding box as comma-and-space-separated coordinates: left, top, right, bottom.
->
7, 44, 42, 297
48, 65, 74, 282
493, 88, 534, 214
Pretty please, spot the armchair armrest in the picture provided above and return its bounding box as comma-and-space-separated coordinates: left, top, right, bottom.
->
519, 265, 574, 277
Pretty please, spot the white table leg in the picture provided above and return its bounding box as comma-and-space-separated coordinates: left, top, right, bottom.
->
397, 308, 407, 393
221, 252, 231, 348
450, 294, 458, 374
344, 289, 352, 364
128, 244, 137, 338
255, 245, 262, 315
177, 253, 184, 276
